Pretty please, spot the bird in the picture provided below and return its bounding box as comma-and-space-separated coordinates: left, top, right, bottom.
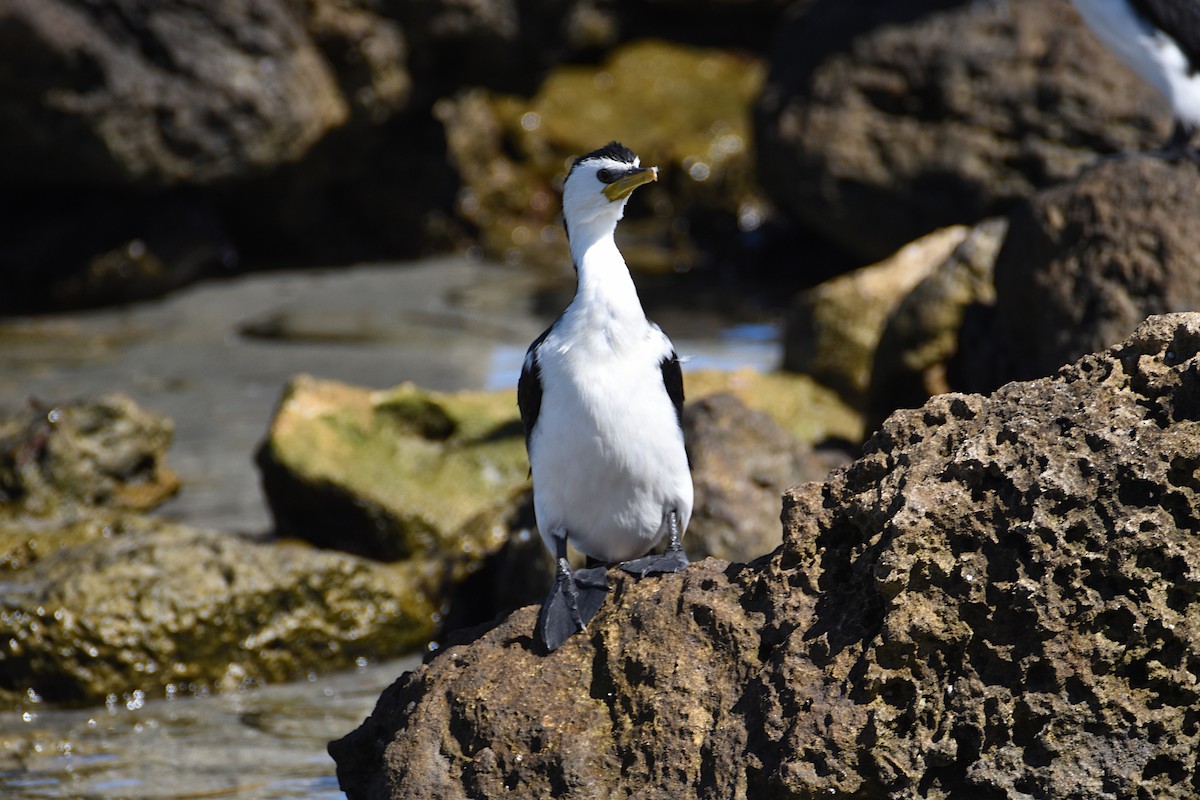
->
517, 142, 694, 653
1070, 0, 1200, 156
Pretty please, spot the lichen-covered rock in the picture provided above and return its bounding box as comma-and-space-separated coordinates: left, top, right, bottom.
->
255, 375, 528, 562
755, 0, 1167, 261
0, 393, 179, 514
782, 225, 969, 407
866, 217, 1006, 431
961, 156, 1200, 394
0, 526, 437, 707
331, 313, 1200, 799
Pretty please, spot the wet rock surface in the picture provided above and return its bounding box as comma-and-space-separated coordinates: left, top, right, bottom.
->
961, 156, 1200, 394
331, 313, 1200, 799
755, 0, 1167, 261
0, 525, 436, 707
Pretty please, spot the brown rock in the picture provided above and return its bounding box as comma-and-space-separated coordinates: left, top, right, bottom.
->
684, 393, 847, 563
755, 0, 1167, 261
331, 313, 1200, 799
866, 217, 1006, 431
0, 393, 179, 515
961, 156, 1200, 392
782, 225, 969, 406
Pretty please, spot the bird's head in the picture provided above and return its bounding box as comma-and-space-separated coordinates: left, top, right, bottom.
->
562, 142, 658, 239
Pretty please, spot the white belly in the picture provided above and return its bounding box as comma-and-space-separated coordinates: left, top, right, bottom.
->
529, 326, 693, 563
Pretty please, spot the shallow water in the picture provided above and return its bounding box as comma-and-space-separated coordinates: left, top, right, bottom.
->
0, 656, 421, 800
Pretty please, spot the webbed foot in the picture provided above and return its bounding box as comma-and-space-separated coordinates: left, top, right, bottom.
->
619, 509, 690, 577
536, 559, 610, 652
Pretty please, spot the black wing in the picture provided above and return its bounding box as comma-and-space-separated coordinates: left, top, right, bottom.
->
517, 327, 552, 451
1130, 0, 1200, 67
659, 350, 685, 428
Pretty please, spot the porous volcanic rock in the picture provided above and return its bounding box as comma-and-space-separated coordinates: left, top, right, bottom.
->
960, 155, 1200, 394
331, 313, 1200, 799
755, 0, 1168, 261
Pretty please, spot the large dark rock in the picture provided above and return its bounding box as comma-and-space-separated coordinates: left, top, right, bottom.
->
961, 156, 1200, 393
755, 0, 1168, 261
331, 312, 1200, 798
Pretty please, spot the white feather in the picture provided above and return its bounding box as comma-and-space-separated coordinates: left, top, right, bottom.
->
1072, 0, 1200, 129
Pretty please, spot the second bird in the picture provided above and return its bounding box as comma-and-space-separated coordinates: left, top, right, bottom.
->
518, 142, 694, 653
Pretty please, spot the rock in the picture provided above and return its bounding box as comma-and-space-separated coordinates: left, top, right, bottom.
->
755, 0, 1168, 261
330, 313, 1200, 799
0, 0, 348, 188
961, 156, 1200, 393
0, 525, 437, 706
255, 375, 528, 561
683, 393, 847, 562
685, 368, 864, 445
866, 217, 1006, 431
435, 39, 768, 273
0, 393, 179, 515
782, 225, 970, 407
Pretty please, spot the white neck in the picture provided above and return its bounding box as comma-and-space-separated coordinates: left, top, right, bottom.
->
568, 213, 644, 321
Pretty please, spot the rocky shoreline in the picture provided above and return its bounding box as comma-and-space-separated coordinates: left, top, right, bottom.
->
330, 313, 1200, 799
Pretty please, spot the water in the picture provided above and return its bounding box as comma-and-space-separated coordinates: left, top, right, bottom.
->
0, 656, 422, 800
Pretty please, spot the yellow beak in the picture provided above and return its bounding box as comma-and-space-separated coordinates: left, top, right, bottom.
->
603, 166, 658, 202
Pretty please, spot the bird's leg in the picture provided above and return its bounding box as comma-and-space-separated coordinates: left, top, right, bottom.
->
1157, 119, 1200, 162
619, 509, 690, 578
535, 533, 610, 653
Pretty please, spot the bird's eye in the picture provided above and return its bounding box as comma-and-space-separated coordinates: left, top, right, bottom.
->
596, 168, 614, 184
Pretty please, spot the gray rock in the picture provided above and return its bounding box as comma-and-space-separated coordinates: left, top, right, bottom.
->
755, 0, 1167, 261
0, 0, 348, 187
331, 312, 1200, 799
684, 392, 847, 563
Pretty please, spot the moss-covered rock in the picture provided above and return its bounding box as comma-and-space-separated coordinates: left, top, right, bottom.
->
256, 375, 527, 561
0, 393, 179, 514
0, 526, 436, 707
436, 39, 767, 272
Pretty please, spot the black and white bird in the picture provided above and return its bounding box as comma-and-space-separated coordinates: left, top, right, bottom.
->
518, 142, 693, 653
1071, 0, 1200, 154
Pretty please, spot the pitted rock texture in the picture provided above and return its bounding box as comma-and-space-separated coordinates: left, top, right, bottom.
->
331, 313, 1200, 799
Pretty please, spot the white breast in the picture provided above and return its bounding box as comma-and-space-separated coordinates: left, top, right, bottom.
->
528, 307, 693, 563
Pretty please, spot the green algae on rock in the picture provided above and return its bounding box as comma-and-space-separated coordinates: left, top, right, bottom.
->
0, 393, 179, 515
0, 526, 436, 707
256, 374, 529, 562
436, 39, 766, 272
